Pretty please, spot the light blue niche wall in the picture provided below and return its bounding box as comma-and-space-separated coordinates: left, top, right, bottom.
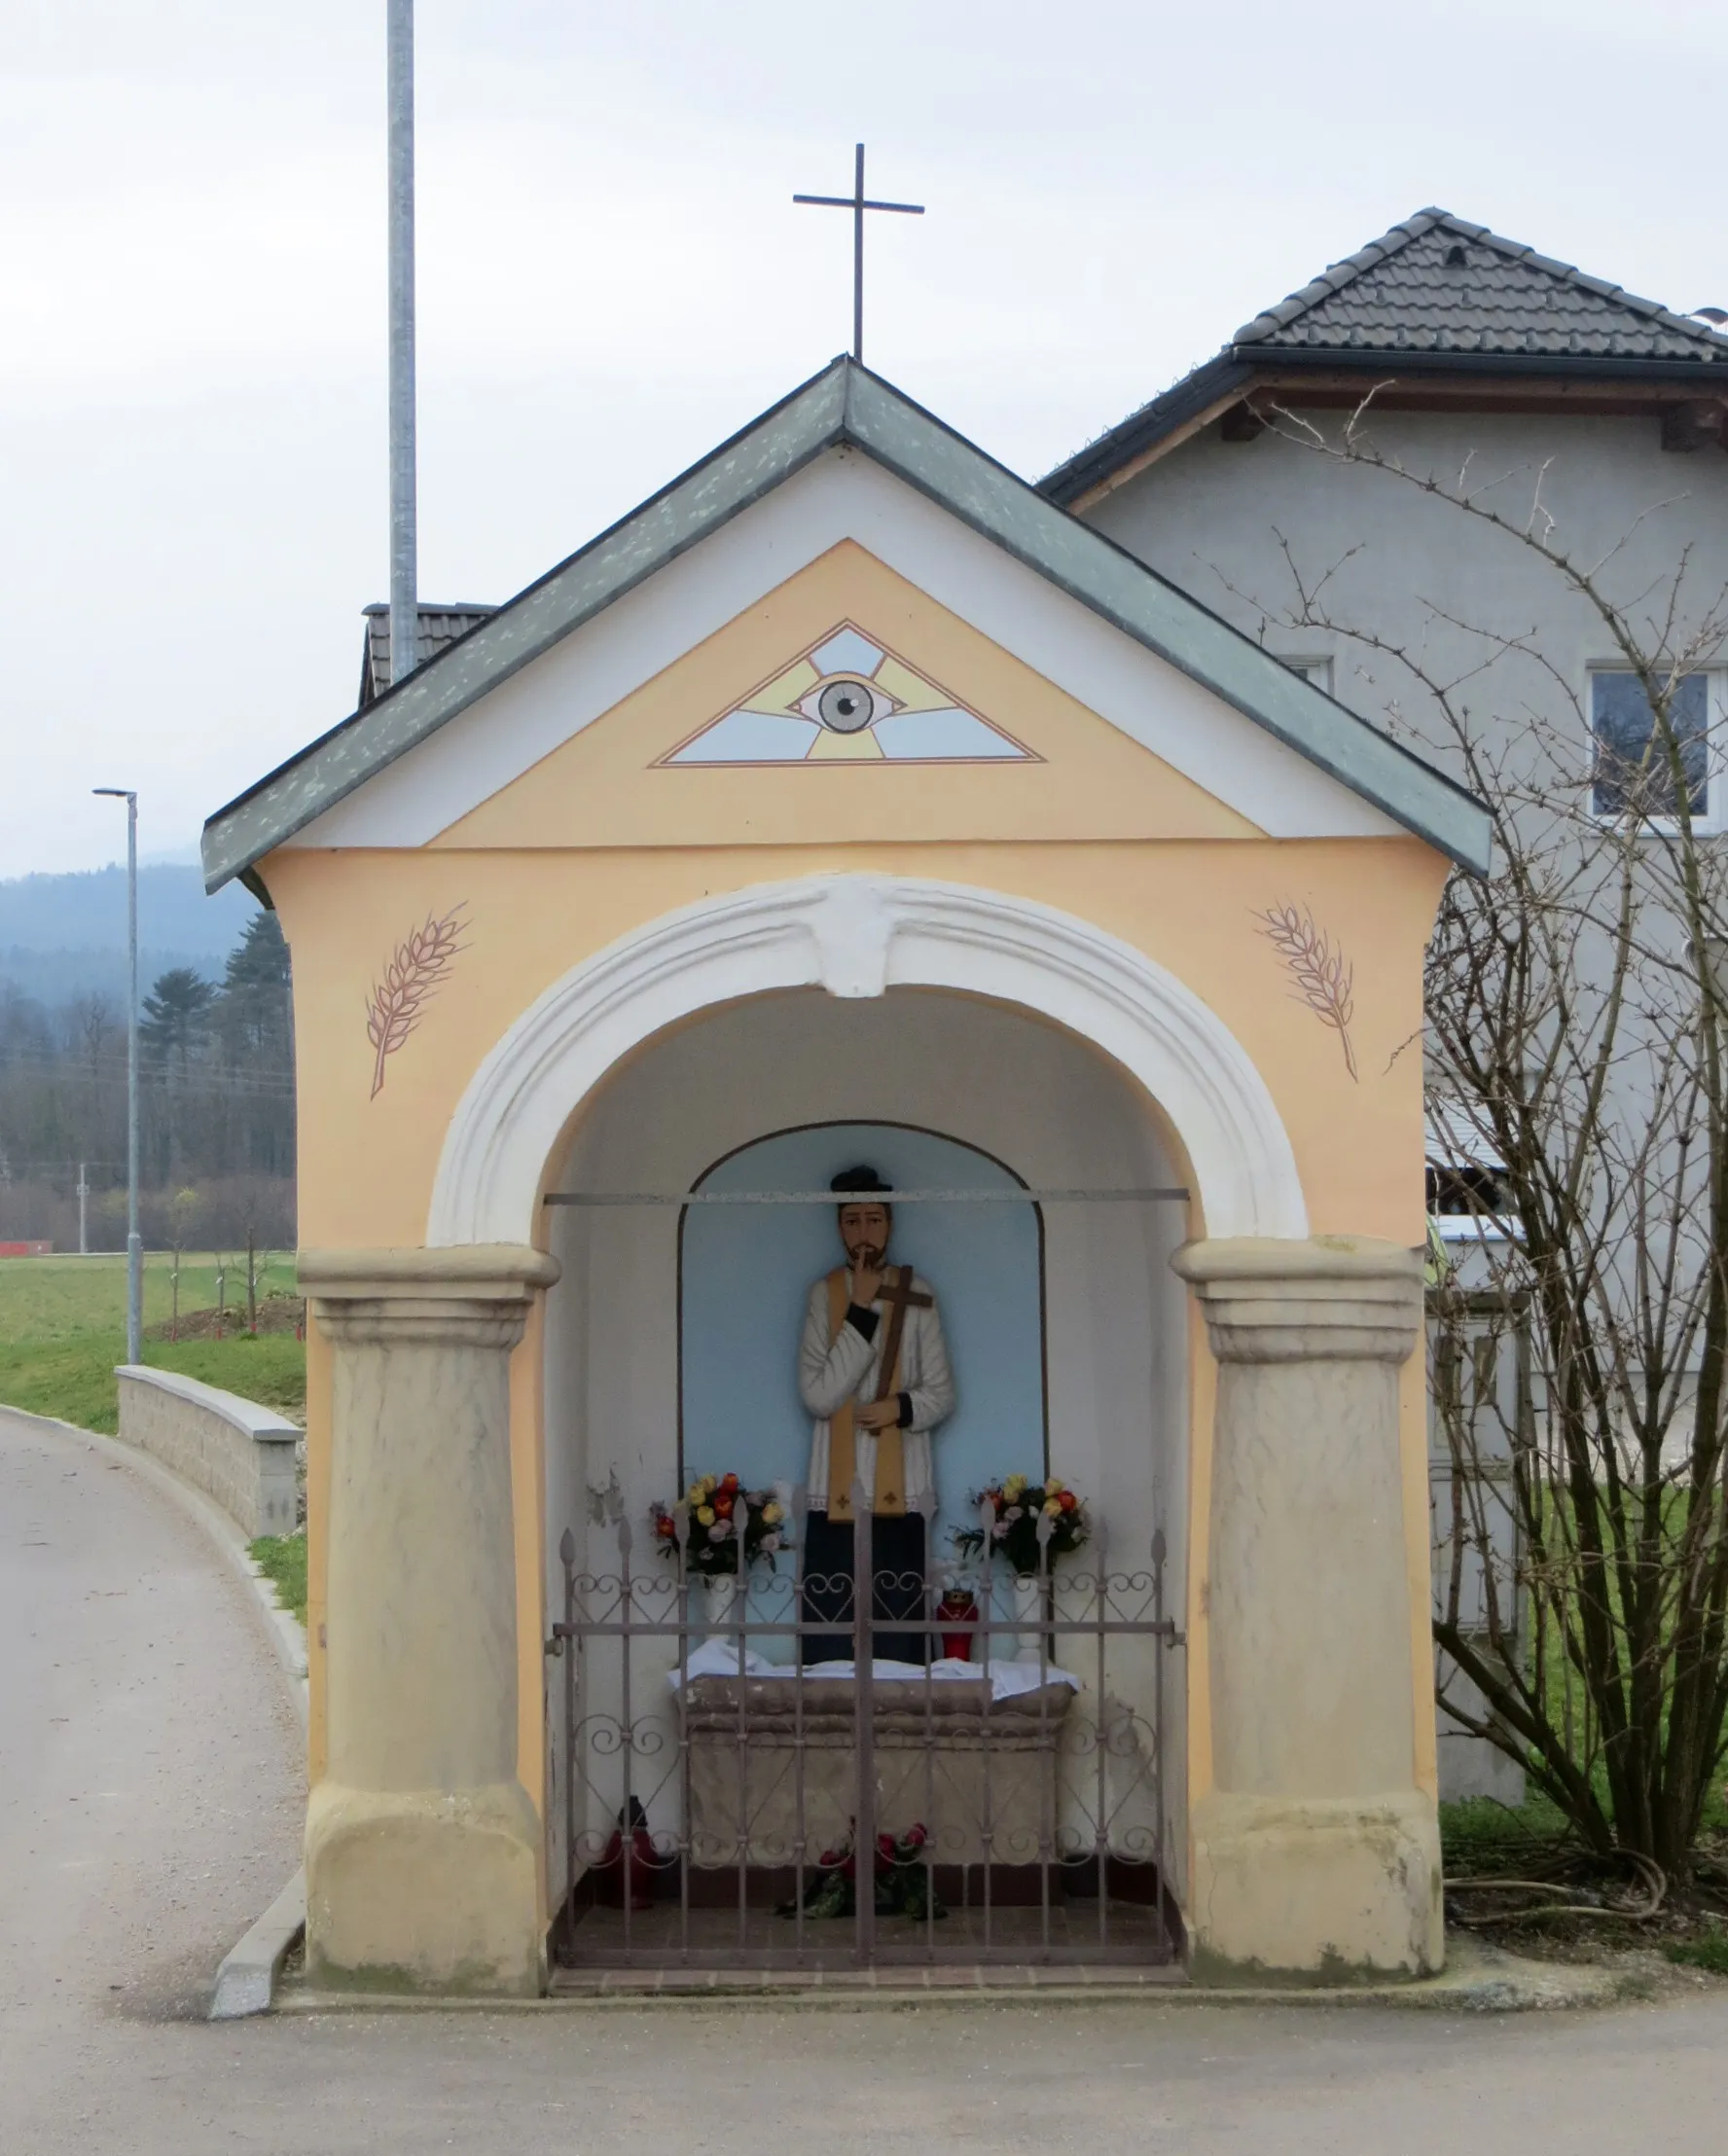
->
679, 1122, 1048, 1599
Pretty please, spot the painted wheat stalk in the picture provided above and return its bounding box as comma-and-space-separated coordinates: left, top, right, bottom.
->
364, 906, 469, 1097
1255, 900, 1357, 1081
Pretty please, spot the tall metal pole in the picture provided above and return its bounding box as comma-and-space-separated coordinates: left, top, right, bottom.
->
387, 0, 418, 690
852, 142, 865, 364
77, 1162, 88, 1257
93, 788, 141, 1362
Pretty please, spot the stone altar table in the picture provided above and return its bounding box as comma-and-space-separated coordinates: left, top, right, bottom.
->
676, 1661, 1078, 1869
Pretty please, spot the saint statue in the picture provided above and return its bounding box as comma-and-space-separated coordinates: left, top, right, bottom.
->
798, 1165, 956, 1663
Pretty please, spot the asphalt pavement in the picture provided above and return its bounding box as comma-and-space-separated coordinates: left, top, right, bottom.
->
3, 1404, 1725, 2154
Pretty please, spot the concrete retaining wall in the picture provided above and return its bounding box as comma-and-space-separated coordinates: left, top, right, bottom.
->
115, 1365, 301, 1539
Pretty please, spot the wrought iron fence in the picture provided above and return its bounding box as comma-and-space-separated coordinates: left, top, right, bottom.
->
547, 1482, 1183, 1970
1428, 1285, 1532, 1803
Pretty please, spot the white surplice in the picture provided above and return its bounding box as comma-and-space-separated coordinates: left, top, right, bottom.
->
797, 1270, 956, 1511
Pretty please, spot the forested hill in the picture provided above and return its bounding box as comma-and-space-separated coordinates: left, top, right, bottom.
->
0, 903, 296, 1249
0, 863, 254, 1007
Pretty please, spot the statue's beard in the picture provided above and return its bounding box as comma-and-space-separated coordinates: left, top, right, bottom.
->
852, 1244, 883, 1269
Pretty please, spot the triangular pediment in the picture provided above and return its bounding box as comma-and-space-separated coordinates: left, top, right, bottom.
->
422, 541, 1269, 850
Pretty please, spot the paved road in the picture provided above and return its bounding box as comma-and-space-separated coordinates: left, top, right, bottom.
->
4, 1406, 1726, 2153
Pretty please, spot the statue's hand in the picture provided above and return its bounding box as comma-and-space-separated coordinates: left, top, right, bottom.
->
855, 1398, 900, 1431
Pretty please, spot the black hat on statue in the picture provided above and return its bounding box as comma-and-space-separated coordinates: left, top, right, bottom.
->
831, 1165, 893, 1197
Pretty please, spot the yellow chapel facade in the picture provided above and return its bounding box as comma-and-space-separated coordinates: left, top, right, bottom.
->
205, 361, 1489, 1994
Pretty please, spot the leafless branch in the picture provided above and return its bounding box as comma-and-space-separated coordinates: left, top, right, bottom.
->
1229, 395, 1728, 1873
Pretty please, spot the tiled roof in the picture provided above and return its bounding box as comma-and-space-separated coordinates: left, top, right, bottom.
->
1234, 208, 1728, 361
1042, 208, 1728, 506
359, 603, 497, 706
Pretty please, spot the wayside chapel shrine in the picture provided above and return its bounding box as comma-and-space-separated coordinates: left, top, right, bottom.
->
204, 355, 1490, 1994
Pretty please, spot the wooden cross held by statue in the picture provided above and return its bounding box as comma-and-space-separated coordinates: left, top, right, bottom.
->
828, 1262, 933, 1521
794, 142, 924, 366
865, 1263, 931, 1515
873, 1263, 932, 1385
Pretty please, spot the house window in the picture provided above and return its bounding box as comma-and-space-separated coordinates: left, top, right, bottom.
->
1427, 1101, 1520, 1250
1280, 656, 1333, 695
1590, 669, 1717, 823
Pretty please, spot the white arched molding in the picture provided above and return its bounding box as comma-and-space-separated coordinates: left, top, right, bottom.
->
427, 875, 1309, 1247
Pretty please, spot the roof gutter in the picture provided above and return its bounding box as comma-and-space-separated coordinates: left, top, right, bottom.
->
1235, 345, 1728, 383
1040, 354, 1251, 506
1043, 344, 1728, 507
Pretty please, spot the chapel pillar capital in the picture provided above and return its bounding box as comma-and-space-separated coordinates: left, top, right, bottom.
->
1172, 1235, 1422, 1367
298, 1243, 560, 1351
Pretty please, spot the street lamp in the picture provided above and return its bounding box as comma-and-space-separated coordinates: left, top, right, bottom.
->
92, 787, 141, 1364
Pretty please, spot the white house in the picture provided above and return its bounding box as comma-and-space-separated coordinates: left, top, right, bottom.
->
1041, 209, 1728, 1805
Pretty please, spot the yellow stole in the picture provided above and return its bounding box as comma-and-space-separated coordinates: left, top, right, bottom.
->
824, 1265, 907, 1522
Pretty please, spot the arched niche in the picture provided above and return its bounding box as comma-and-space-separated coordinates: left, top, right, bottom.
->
540, 984, 1197, 1901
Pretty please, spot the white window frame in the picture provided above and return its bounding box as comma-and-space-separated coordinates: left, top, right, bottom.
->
1587, 665, 1727, 836
1278, 654, 1334, 696
1426, 1100, 1521, 1249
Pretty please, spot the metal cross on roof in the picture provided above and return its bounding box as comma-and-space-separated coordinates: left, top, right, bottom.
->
794, 143, 924, 367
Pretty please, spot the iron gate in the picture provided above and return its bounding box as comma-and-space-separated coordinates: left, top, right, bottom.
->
1428, 1284, 1532, 1806
548, 1484, 1183, 1971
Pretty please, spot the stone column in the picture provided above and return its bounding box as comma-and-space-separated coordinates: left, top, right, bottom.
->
298, 1244, 559, 1996
1172, 1235, 1441, 1981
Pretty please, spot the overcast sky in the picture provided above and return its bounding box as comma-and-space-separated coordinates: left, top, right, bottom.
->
6, 0, 1726, 878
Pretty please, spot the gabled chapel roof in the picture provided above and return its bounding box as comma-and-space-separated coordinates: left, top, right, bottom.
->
1041, 208, 1728, 508
203, 358, 1491, 892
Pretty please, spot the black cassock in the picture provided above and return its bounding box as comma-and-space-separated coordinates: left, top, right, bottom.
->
800, 1509, 927, 1666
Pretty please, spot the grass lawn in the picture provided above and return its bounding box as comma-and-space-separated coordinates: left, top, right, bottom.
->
249, 1532, 308, 1625
0, 1251, 305, 1433
1667, 1928, 1728, 1974
0, 1250, 298, 1341
1441, 1755, 1728, 1857
1440, 1790, 1577, 1872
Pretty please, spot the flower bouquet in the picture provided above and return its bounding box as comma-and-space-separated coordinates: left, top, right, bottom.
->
651, 1473, 788, 1577
777, 1819, 944, 1922
953, 1473, 1088, 1578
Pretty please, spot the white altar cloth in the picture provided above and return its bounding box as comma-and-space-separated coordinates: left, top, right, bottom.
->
668, 1636, 1081, 1702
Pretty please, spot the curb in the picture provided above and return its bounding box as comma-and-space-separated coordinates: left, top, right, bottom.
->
0, 1402, 307, 1725
211, 1868, 306, 2021
274, 1934, 1638, 2017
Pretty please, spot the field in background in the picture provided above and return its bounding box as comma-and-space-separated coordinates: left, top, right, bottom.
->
0, 1251, 306, 1433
